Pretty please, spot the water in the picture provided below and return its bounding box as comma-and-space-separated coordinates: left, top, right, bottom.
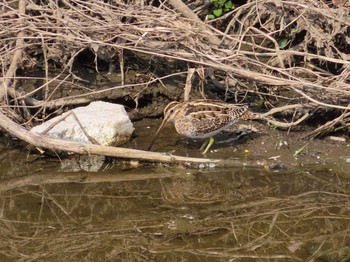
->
0, 120, 350, 261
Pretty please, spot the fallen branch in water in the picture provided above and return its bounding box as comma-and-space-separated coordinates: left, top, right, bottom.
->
0, 110, 267, 168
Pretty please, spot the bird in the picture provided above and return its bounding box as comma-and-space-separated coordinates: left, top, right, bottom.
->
147, 99, 253, 154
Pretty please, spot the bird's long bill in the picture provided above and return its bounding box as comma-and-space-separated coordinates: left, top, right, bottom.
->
147, 117, 169, 151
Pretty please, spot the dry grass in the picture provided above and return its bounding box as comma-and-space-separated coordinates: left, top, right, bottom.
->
0, 0, 349, 134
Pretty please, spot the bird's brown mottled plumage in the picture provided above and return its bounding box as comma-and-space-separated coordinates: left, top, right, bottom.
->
148, 100, 252, 154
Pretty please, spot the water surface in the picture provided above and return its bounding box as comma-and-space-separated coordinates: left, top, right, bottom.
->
0, 121, 349, 261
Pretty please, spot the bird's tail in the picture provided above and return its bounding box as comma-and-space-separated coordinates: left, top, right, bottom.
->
240, 110, 255, 120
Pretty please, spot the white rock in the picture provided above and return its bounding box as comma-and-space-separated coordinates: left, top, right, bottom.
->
31, 101, 134, 146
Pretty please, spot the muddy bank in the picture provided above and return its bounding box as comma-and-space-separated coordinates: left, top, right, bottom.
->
130, 117, 350, 171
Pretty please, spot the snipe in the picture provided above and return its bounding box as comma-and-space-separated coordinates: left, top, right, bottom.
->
148, 100, 253, 154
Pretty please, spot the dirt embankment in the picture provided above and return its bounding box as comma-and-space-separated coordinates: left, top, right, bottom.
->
0, 0, 349, 164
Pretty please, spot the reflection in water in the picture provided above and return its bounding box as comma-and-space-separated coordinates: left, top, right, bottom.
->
0, 154, 349, 261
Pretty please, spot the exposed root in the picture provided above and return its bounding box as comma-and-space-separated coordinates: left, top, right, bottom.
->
0, 0, 349, 158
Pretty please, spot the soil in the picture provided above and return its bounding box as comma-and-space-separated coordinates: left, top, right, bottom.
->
131, 117, 350, 171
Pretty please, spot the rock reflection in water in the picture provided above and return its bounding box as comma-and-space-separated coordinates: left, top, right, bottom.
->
0, 159, 349, 261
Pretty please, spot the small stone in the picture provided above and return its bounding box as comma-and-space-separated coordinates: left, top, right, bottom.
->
327, 136, 346, 143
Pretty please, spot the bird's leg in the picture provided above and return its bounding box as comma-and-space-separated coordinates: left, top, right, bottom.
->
199, 138, 209, 151
200, 137, 214, 154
